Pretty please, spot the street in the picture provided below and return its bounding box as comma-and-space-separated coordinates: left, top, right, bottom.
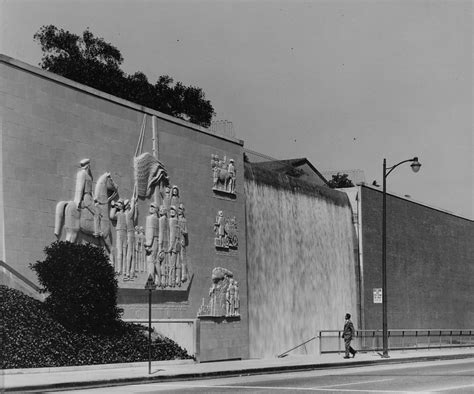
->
52, 358, 474, 393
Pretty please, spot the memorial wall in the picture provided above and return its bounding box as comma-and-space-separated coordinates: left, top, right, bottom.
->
2, 54, 472, 362
0, 55, 248, 361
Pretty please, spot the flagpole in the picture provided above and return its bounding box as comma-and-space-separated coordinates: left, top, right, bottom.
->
152, 115, 159, 206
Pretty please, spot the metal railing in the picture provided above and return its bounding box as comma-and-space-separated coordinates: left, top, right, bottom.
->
319, 329, 474, 354
277, 336, 317, 358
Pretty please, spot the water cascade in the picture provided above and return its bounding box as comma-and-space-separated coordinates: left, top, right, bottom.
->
245, 165, 359, 358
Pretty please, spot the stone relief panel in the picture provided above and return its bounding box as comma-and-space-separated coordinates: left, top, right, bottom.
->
197, 267, 240, 318
54, 159, 119, 260
144, 202, 189, 288
211, 154, 236, 195
134, 152, 168, 198
55, 152, 191, 291
109, 196, 138, 279
214, 211, 238, 249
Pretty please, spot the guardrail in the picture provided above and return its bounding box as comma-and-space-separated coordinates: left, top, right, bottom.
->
319, 329, 474, 354
277, 336, 317, 358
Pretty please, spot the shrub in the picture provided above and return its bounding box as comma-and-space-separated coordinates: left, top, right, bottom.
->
30, 241, 122, 334
1, 286, 192, 368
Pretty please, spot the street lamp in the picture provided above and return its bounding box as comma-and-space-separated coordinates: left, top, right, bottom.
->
381, 156, 421, 358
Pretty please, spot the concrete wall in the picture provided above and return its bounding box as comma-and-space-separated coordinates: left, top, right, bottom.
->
360, 185, 474, 330
125, 319, 198, 357
0, 55, 249, 361
0, 260, 45, 301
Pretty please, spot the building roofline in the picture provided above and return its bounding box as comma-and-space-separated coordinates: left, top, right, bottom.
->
360, 184, 473, 222
251, 156, 329, 185
0, 54, 244, 146
288, 158, 329, 185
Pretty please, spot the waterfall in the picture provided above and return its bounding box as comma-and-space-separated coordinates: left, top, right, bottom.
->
245, 168, 358, 359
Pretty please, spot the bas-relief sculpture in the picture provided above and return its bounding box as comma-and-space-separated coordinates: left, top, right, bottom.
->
54, 131, 238, 293
134, 226, 146, 273
134, 152, 168, 198
145, 202, 189, 288
109, 196, 138, 279
54, 159, 118, 257
214, 211, 238, 249
55, 156, 190, 290
211, 154, 236, 195
198, 267, 240, 318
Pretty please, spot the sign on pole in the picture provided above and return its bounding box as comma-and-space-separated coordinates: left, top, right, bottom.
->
145, 274, 156, 290
373, 288, 382, 304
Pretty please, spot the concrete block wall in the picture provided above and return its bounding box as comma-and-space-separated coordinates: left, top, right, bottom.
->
0, 55, 249, 361
125, 319, 198, 357
198, 317, 245, 361
360, 185, 474, 330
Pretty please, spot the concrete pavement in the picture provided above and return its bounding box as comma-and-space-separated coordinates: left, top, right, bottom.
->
2, 347, 474, 392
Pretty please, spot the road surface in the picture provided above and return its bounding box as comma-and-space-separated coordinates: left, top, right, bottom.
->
53, 358, 474, 393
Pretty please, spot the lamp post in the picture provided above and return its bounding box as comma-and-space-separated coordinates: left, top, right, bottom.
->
382, 156, 421, 358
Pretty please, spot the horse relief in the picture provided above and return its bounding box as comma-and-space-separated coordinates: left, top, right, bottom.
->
211, 154, 236, 195
54, 161, 119, 259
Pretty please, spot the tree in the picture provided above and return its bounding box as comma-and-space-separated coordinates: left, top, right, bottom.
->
34, 25, 215, 127
327, 173, 355, 188
30, 241, 123, 334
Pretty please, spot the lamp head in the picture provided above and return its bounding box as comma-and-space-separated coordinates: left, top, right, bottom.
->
410, 157, 421, 173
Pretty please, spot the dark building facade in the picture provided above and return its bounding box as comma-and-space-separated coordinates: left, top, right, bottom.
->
360, 185, 474, 330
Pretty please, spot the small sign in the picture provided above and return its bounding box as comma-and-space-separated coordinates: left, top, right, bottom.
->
145, 274, 156, 290
373, 288, 382, 304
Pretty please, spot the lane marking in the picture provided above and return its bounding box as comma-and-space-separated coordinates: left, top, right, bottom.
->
140, 383, 407, 392
448, 368, 474, 374
429, 382, 474, 392
315, 378, 395, 388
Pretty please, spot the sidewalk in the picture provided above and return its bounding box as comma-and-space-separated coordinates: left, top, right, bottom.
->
3, 347, 474, 392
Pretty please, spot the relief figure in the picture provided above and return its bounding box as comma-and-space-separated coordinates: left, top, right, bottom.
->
110, 199, 127, 275
198, 267, 238, 317
168, 205, 179, 287
211, 154, 236, 194
55, 159, 118, 261
158, 205, 169, 287
124, 196, 138, 280
177, 203, 189, 283
144, 203, 159, 284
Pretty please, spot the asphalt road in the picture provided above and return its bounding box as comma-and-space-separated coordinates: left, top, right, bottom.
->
53, 358, 474, 393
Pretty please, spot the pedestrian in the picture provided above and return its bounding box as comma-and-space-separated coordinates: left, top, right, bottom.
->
342, 313, 357, 359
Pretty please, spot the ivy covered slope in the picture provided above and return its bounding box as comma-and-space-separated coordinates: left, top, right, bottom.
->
1, 286, 191, 369
2, 241, 192, 369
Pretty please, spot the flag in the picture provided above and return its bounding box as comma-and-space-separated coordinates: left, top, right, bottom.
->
133, 152, 167, 198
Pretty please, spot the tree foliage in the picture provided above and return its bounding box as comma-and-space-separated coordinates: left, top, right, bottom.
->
30, 241, 123, 334
34, 25, 215, 127
327, 173, 355, 189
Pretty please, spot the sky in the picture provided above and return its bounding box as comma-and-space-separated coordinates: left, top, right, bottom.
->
1, 0, 472, 219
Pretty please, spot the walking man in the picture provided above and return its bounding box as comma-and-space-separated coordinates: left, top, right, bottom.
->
342, 313, 357, 359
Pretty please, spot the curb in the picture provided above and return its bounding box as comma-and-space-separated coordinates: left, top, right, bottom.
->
5, 352, 474, 393
2, 359, 195, 375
